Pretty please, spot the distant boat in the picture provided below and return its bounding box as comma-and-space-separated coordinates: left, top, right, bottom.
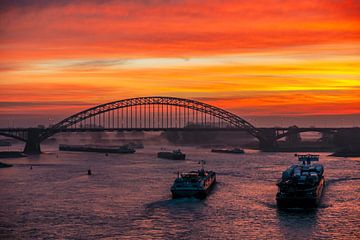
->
0, 162, 13, 168
0, 151, 26, 158
157, 149, 185, 160
171, 160, 216, 199
276, 154, 325, 208
211, 148, 245, 154
59, 144, 135, 154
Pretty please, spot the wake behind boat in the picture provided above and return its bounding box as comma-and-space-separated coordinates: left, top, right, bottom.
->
276, 154, 325, 208
171, 160, 216, 199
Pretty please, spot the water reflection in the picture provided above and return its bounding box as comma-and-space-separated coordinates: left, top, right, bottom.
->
1, 145, 359, 239
126, 198, 208, 238
276, 208, 318, 239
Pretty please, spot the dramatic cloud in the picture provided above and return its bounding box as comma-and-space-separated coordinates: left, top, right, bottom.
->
0, 0, 359, 126
1, 0, 359, 60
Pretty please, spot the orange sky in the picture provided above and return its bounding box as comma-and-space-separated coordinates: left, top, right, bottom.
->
0, 0, 359, 126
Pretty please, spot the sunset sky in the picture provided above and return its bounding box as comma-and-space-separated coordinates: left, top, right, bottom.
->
0, 0, 359, 127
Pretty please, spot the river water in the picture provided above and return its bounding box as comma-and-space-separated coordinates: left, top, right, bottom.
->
0, 145, 359, 239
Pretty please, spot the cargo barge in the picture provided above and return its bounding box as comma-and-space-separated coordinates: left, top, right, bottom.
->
211, 148, 244, 154
59, 144, 135, 154
0, 151, 26, 158
276, 154, 325, 208
157, 149, 185, 160
171, 160, 216, 199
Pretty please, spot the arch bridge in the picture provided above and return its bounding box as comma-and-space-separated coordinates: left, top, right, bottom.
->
0, 96, 269, 154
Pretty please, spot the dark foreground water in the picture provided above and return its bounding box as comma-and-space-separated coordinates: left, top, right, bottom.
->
0, 145, 359, 239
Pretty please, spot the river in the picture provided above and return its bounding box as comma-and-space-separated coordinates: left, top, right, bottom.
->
0, 144, 359, 239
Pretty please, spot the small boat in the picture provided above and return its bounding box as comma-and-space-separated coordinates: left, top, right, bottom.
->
171, 160, 216, 199
59, 144, 135, 154
211, 148, 244, 154
276, 154, 325, 208
157, 149, 185, 160
0, 162, 13, 168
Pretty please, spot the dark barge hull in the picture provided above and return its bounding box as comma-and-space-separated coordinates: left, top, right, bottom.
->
157, 153, 186, 160
211, 149, 244, 154
59, 146, 135, 154
276, 178, 325, 208
0, 151, 26, 158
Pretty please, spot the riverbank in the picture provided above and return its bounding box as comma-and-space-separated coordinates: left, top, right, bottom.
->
330, 148, 360, 157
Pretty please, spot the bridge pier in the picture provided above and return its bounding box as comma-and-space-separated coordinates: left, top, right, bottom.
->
258, 129, 278, 151
23, 128, 42, 154
259, 139, 278, 151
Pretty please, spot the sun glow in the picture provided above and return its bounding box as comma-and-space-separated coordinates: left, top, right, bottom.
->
0, 0, 359, 124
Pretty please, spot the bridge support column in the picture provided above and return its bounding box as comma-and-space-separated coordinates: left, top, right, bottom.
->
258, 129, 278, 151
24, 128, 42, 154
259, 139, 278, 151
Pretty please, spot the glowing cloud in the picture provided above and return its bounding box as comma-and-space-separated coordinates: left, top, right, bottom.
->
0, 0, 359, 125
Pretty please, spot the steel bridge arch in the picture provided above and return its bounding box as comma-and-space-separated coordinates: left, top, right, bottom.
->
41, 96, 264, 141
0, 131, 26, 142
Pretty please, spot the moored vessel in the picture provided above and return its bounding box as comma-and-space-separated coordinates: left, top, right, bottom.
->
276, 154, 325, 208
157, 149, 185, 160
171, 160, 216, 199
211, 148, 244, 154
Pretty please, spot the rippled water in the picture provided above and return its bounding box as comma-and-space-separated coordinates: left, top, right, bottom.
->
0, 145, 359, 239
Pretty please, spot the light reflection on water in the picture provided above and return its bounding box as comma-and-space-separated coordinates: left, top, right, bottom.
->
0, 145, 359, 239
